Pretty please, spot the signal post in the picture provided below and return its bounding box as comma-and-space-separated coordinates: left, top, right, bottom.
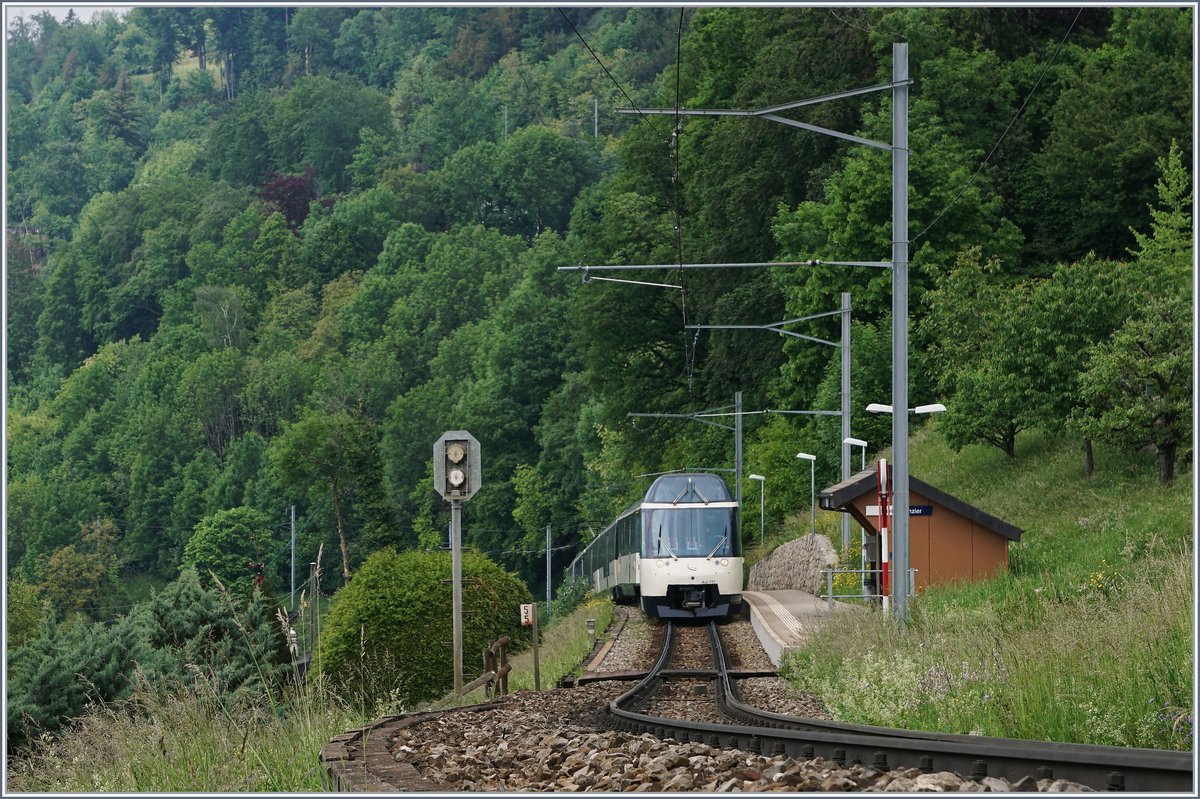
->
434, 430, 481, 698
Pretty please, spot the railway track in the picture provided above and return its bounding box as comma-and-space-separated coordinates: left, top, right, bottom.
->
607, 620, 1193, 792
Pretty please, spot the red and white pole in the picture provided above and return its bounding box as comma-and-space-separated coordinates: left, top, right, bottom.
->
878, 459, 891, 613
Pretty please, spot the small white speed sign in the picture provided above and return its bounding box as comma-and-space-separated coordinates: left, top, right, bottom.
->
520, 603, 535, 626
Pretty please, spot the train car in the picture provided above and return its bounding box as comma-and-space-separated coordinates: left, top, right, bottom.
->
569, 472, 742, 618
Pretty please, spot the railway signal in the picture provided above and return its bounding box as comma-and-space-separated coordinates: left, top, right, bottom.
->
433, 430, 482, 698
434, 431, 481, 501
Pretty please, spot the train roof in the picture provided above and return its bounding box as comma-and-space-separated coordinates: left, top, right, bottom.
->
644, 473, 733, 503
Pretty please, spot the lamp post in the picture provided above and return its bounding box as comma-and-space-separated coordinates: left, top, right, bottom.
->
842, 436, 868, 597
843, 437, 868, 471
748, 474, 766, 545
864, 403, 945, 617
795, 452, 816, 539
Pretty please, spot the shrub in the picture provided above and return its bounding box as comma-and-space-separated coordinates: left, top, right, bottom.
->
551, 573, 592, 619
5, 569, 288, 752
315, 548, 532, 706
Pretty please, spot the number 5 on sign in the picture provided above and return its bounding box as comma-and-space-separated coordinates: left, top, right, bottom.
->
520, 603, 540, 690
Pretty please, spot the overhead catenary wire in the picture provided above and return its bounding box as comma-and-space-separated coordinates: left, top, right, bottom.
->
912, 7, 1082, 243
669, 8, 695, 395
558, 7, 665, 140
563, 6, 697, 391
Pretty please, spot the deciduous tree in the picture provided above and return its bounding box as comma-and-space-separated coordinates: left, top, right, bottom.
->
271, 409, 379, 586
1073, 293, 1191, 484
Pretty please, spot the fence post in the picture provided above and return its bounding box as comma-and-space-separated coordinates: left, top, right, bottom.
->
532, 605, 541, 691
826, 569, 834, 611
483, 645, 495, 697
499, 639, 508, 696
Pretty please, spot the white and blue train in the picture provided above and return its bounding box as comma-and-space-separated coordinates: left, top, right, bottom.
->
569, 473, 743, 618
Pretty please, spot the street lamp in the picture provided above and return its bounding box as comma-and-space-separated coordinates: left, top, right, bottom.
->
843, 437, 868, 471
842, 437, 869, 598
866, 403, 947, 415
748, 474, 765, 545
795, 453, 816, 539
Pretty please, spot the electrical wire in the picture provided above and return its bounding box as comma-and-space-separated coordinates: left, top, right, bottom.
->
912, 8, 1082, 244
669, 8, 693, 395
626, 7, 677, 35
827, 8, 877, 39
557, 7, 665, 140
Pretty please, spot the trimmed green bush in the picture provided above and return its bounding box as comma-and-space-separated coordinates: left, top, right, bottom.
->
315, 548, 532, 705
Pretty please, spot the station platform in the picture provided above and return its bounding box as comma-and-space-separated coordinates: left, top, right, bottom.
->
740, 590, 840, 667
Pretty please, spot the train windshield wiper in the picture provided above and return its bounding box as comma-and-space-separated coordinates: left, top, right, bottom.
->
656, 524, 678, 559
706, 529, 728, 560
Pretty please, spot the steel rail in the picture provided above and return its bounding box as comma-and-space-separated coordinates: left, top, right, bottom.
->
605, 621, 1192, 793
608, 620, 678, 717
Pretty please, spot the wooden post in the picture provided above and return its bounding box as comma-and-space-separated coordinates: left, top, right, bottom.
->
532, 604, 540, 691
483, 645, 495, 697
499, 638, 509, 696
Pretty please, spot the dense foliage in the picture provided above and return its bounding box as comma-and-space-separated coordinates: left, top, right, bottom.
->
315, 548, 532, 704
5, 5, 1192, 724
6, 568, 288, 751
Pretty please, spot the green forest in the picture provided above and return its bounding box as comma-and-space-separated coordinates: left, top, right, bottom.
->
4, 5, 1192, 746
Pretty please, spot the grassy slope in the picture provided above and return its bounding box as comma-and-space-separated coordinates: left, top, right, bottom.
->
7, 596, 617, 792
782, 424, 1193, 749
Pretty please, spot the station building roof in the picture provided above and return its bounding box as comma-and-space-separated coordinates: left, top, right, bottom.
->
818, 467, 1023, 542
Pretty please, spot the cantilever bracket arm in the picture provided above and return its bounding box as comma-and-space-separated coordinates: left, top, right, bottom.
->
688, 304, 846, 348
628, 411, 734, 432
558, 260, 889, 273
617, 78, 912, 151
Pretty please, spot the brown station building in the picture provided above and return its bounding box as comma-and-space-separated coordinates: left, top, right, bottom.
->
818, 465, 1023, 592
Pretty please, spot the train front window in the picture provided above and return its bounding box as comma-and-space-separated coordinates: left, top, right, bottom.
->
644, 508, 737, 558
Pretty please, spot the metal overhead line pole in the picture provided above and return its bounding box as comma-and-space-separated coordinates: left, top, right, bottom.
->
841, 291, 852, 551
891, 43, 911, 621
290, 505, 296, 611
734, 391, 743, 538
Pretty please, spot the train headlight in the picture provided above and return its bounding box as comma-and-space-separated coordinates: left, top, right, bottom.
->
657, 560, 667, 568
718, 558, 729, 567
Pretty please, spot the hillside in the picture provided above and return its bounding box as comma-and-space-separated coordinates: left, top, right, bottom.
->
4, 4, 1192, 757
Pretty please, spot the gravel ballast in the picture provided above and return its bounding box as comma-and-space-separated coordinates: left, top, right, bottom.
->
369, 613, 1092, 791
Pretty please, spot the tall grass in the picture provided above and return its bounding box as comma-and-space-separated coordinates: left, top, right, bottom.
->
6, 670, 369, 792
8, 587, 617, 790
781, 429, 1193, 750
7, 586, 388, 793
